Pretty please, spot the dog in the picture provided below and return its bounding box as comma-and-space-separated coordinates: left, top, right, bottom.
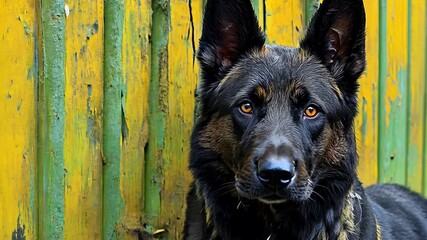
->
184, 0, 427, 239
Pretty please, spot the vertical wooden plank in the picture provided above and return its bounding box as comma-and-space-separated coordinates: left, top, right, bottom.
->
103, 0, 125, 239
0, 1, 38, 239
264, 0, 305, 46
424, 92, 427, 196
120, 0, 151, 238
406, 0, 426, 192
39, 0, 66, 238
157, 0, 203, 238
356, 0, 379, 185
378, 0, 409, 185
423, 1, 427, 197
305, 0, 318, 25
63, 1, 104, 239
144, 0, 168, 235
251, 0, 265, 30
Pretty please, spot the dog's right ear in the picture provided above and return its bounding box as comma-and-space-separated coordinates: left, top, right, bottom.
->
197, 0, 265, 92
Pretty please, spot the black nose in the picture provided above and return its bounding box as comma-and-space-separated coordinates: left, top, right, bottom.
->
257, 157, 295, 189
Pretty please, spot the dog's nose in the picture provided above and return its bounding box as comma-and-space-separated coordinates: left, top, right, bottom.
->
257, 156, 295, 189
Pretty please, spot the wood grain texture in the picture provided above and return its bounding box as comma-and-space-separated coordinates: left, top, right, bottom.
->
378, 0, 409, 185
265, 0, 305, 46
63, 1, 104, 239
120, 0, 151, 239
39, 0, 66, 238
144, 0, 168, 234
103, 0, 124, 239
406, 0, 426, 192
356, 0, 380, 185
0, 1, 38, 239
158, 0, 203, 238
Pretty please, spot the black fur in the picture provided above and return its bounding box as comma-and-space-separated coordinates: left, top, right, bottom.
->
184, 0, 427, 239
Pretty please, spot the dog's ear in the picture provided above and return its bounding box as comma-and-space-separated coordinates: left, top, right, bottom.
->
300, 0, 366, 95
197, 0, 265, 91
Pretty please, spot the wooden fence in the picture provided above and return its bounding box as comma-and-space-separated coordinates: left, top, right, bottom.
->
1, 0, 426, 239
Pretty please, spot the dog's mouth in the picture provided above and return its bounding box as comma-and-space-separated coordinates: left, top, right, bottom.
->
258, 194, 288, 204
235, 176, 313, 204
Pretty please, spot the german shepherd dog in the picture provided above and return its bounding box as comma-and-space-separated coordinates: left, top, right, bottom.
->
184, 0, 427, 239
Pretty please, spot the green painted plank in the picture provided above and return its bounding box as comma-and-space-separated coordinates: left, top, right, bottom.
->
39, 0, 66, 238
424, 89, 427, 196
103, 0, 125, 239
424, 0, 427, 196
144, 0, 170, 234
406, 0, 426, 192
251, 0, 265, 29
378, 0, 409, 185
424, 60, 427, 196
305, 0, 318, 25
378, 0, 387, 183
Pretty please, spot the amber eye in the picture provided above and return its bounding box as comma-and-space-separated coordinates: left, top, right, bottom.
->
240, 102, 253, 114
304, 106, 318, 118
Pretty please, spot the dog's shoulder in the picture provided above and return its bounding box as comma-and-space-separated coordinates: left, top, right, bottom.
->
366, 184, 427, 239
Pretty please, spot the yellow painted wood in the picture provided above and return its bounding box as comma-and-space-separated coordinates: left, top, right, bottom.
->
159, 0, 203, 238
356, 0, 379, 185
378, 0, 409, 184
406, 0, 426, 192
119, 0, 151, 238
0, 1, 37, 239
63, 1, 104, 239
265, 0, 305, 46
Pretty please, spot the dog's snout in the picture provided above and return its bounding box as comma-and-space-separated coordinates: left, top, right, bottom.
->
256, 141, 297, 189
257, 157, 295, 189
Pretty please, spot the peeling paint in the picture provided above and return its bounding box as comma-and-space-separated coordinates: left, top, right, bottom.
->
23, 22, 31, 36
103, 0, 125, 238
86, 20, 99, 40
17, 99, 23, 111
378, 0, 409, 185
360, 97, 368, 140
1, 1, 37, 239
39, 0, 66, 238
64, 4, 70, 17
11, 215, 26, 240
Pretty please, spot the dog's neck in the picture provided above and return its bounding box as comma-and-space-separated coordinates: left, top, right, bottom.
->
260, 186, 363, 240
202, 181, 364, 240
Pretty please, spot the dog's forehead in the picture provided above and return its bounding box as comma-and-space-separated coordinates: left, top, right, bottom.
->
227, 45, 337, 97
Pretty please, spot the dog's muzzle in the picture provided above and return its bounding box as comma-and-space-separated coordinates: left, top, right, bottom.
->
255, 142, 297, 190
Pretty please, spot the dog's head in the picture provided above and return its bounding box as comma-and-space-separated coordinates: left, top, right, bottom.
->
191, 0, 366, 205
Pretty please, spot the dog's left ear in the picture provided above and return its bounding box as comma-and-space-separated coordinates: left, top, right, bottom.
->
300, 0, 366, 94
197, 0, 265, 92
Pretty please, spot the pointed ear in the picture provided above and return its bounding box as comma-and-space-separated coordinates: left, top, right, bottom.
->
300, 0, 366, 88
197, 0, 265, 89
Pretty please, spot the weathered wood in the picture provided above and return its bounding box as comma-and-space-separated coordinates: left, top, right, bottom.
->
63, 1, 104, 239
39, 0, 66, 238
144, 0, 169, 236
378, 0, 409, 185
158, 0, 203, 238
0, 1, 38, 239
120, 0, 151, 239
265, 0, 305, 46
356, 0, 380, 185
103, 0, 124, 239
406, 0, 426, 192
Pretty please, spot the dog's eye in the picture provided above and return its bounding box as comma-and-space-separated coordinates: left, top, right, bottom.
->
240, 102, 253, 114
304, 106, 318, 118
